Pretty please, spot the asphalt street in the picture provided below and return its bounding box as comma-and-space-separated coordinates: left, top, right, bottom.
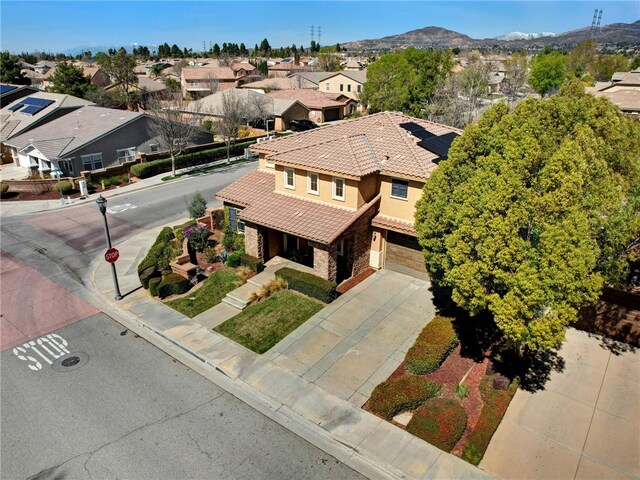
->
1, 313, 365, 480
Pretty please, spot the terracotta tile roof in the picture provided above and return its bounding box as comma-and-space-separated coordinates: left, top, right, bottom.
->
216, 169, 380, 244
267, 89, 352, 109
255, 112, 461, 180
593, 89, 640, 111
372, 214, 418, 236
181, 67, 237, 81
269, 134, 380, 177
231, 63, 256, 73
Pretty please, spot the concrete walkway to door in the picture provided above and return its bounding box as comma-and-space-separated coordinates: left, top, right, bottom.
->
264, 269, 436, 407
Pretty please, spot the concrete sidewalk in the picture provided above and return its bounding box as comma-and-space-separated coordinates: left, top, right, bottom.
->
90, 227, 494, 480
0, 155, 251, 217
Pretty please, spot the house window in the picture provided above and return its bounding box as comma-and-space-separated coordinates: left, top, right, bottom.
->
284, 167, 295, 190
228, 207, 245, 233
357, 85, 362, 93
347, 84, 351, 92
332, 177, 345, 201
307, 172, 319, 195
337, 239, 345, 256
265, 157, 275, 168
59, 159, 74, 175
391, 179, 409, 199
149, 143, 159, 152
117, 147, 136, 163
325, 83, 330, 91
339, 84, 344, 92
189, 80, 198, 86
81, 152, 103, 171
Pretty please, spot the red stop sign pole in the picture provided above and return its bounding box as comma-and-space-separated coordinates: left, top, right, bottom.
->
105, 248, 120, 263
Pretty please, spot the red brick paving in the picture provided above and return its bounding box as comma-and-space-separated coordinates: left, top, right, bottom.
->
0, 250, 99, 351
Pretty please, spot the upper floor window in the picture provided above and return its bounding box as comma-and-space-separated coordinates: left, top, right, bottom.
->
339, 84, 344, 92
347, 84, 352, 92
325, 83, 330, 91
391, 179, 409, 199
332, 177, 345, 201
117, 147, 136, 164
357, 85, 362, 93
284, 167, 295, 190
81, 152, 103, 171
307, 172, 319, 195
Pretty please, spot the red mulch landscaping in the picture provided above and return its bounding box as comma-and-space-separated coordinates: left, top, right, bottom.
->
336, 267, 377, 294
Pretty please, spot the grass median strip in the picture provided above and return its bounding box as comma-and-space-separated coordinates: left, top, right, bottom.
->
214, 290, 323, 354
165, 269, 241, 318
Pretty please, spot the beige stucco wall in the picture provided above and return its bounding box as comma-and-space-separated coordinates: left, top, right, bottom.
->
321, 75, 363, 101
378, 176, 425, 223
273, 165, 359, 210
357, 174, 378, 207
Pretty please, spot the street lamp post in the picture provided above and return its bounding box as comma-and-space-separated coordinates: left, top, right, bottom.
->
96, 195, 122, 300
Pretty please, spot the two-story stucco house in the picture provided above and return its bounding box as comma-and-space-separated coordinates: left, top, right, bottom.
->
319, 71, 367, 112
216, 112, 461, 283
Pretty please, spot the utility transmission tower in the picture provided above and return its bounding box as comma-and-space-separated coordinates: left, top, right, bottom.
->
589, 9, 603, 40
595, 10, 603, 40
310, 25, 315, 45
317, 26, 322, 47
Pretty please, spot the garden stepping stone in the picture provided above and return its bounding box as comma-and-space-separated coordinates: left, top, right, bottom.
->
393, 411, 414, 426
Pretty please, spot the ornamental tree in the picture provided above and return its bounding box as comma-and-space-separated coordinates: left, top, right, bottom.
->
528, 50, 566, 96
415, 81, 640, 351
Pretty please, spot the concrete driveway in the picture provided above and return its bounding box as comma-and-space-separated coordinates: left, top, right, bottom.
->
264, 269, 436, 407
482, 329, 639, 480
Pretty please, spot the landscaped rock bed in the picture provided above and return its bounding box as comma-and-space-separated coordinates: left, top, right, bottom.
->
364, 315, 519, 466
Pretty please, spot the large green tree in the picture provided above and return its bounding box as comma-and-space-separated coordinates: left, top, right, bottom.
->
1, 51, 29, 85
48, 62, 96, 98
360, 48, 451, 114
415, 81, 640, 351
96, 49, 138, 108
528, 51, 566, 96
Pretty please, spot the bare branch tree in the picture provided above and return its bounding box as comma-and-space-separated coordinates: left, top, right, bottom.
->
218, 54, 234, 68
245, 92, 273, 134
501, 52, 529, 106
215, 90, 248, 162
145, 91, 205, 177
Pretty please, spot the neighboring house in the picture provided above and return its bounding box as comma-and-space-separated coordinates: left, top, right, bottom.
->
318, 71, 367, 111
34, 61, 56, 75
4, 105, 213, 176
104, 76, 168, 104
268, 63, 309, 78
488, 72, 505, 93
587, 69, 640, 116
181, 65, 259, 98
289, 71, 334, 87
216, 112, 461, 283
266, 90, 357, 122
240, 76, 318, 92
183, 89, 309, 132
0, 84, 39, 108
42, 64, 111, 90
343, 60, 364, 71
1, 91, 94, 164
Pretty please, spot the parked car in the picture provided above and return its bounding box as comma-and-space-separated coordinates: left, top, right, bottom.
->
289, 119, 319, 132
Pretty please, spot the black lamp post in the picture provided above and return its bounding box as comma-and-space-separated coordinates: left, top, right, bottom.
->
96, 195, 122, 300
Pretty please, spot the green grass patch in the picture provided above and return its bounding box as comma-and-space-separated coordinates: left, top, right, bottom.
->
165, 269, 241, 317
214, 290, 323, 354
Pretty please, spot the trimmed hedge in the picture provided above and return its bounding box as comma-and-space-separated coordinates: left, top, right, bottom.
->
138, 227, 175, 288
275, 267, 337, 303
148, 277, 161, 297
55, 181, 73, 194
368, 376, 441, 420
130, 141, 256, 179
405, 316, 459, 375
0, 183, 8, 195
157, 273, 190, 299
406, 398, 467, 452
462, 375, 519, 465
226, 251, 243, 268
240, 254, 264, 273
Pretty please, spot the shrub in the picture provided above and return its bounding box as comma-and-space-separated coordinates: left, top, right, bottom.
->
368, 376, 441, 420
275, 267, 337, 303
462, 375, 519, 465
454, 383, 470, 399
148, 277, 161, 297
0, 183, 9, 196
405, 316, 459, 374
184, 224, 211, 253
188, 191, 207, 219
226, 251, 243, 268
130, 141, 256, 178
406, 398, 467, 452
233, 233, 245, 252
55, 181, 73, 194
204, 246, 218, 263
236, 265, 253, 278
240, 254, 264, 273
249, 277, 288, 303
138, 227, 175, 287
157, 273, 190, 299
102, 176, 120, 187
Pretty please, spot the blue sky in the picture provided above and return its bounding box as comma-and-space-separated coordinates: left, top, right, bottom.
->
1, 1, 638, 53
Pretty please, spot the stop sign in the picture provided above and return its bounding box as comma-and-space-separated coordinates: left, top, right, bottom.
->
104, 248, 120, 263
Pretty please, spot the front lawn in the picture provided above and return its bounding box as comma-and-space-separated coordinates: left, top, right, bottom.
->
165, 268, 241, 317
214, 290, 323, 354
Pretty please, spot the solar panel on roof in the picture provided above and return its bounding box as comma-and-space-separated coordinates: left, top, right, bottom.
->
0, 84, 18, 94
399, 121, 435, 140
21, 105, 44, 115
8, 103, 24, 112
418, 132, 460, 161
22, 97, 54, 107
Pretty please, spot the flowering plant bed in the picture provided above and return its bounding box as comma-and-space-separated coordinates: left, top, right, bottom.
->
363, 315, 518, 465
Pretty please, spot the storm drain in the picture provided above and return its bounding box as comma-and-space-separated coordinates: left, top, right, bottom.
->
52, 352, 89, 372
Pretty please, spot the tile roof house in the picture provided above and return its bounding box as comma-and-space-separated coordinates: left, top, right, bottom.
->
42, 64, 111, 90
586, 68, 640, 116
217, 112, 461, 282
181, 64, 259, 98
266, 89, 357, 123
4, 105, 213, 176
318, 71, 367, 112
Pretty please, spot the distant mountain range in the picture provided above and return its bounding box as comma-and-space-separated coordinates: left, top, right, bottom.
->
342, 21, 640, 51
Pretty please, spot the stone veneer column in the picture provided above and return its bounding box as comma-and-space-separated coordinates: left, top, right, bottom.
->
244, 224, 264, 260
313, 244, 338, 282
